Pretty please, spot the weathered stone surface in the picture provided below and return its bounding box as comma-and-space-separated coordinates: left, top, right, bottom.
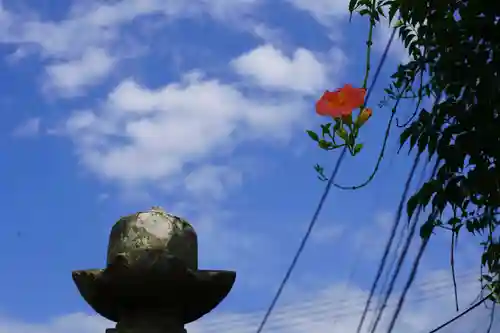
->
106, 311, 187, 333
72, 206, 236, 333
107, 206, 198, 270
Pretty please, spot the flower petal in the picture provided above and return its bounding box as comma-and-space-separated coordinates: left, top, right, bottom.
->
316, 99, 345, 118
341, 84, 366, 108
322, 91, 341, 104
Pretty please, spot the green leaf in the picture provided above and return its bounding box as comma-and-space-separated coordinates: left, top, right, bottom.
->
447, 217, 461, 226
394, 19, 404, 28
409, 133, 419, 152
420, 219, 436, 240
359, 9, 371, 16
348, 0, 359, 21
307, 130, 319, 142
314, 164, 328, 181
318, 140, 333, 150
404, 33, 415, 49
399, 126, 413, 147
482, 274, 493, 282
407, 194, 419, 218
336, 128, 348, 141
333, 119, 342, 132
389, 5, 398, 23
427, 133, 438, 160
418, 180, 438, 207
348, 0, 357, 12
417, 133, 428, 154
353, 143, 364, 155
377, 5, 386, 18
320, 123, 331, 137
482, 251, 488, 266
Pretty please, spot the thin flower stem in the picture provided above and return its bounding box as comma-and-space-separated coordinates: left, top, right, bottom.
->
361, 0, 376, 93
332, 81, 410, 190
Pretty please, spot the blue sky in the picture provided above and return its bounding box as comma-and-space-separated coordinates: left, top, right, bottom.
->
0, 1, 498, 333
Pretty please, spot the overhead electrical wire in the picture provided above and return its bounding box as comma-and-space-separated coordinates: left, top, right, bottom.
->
367, 157, 429, 333
380, 90, 444, 332
362, 51, 445, 333
426, 293, 494, 333
369, 194, 425, 333
385, 159, 441, 333
254, 21, 398, 333
356, 148, 419, 333
197, 272, 482, 333
202, 269, 479, 328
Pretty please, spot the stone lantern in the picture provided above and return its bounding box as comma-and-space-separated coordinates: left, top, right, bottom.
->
72, 207, 236, 333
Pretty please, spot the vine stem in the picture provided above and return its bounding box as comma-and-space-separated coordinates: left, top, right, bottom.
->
361, 5, 375, 92
347, 0, 375, 158
333, 80, 410, 190
451, 231, 459, 311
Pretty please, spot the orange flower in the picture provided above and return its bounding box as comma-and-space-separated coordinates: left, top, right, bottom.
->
315, 84, 366, 118
356, 108, 372, 126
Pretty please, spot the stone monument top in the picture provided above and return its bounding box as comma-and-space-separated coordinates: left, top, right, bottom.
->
72, 206, 236, 333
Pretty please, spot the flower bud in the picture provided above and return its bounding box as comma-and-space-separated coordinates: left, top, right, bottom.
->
336, 128, 348, 141
356, 108, 372, 127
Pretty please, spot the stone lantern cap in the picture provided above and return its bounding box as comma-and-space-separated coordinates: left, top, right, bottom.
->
72, 207, 236, 324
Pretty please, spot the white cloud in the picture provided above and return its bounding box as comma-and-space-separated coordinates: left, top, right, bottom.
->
311, 224, 345, 244
1, 1, 345, 198
61, 71, 307, 191
44, 48, 116, 96
196, 0, 261, 21
1, 269, 496, 333
250, 24, 287, 46
185, 165, 243, 200
0, 0, 263, 96
0, 313, 109, 333
0, 1, 260, 58
286, 0, 349, 26
12, 118, 40, 137
231, 44, 332, 94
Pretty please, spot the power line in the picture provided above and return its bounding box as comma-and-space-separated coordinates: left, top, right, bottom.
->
367, 163, 425, 333
195, 274, 483, 333
385, 159, 441, 333
253, 15, 398, 333
365, 25, 397, 103
253, 146, 348, 333
332, 28, 423, 315
200, 269, 480, 329
260, 276, 479, 329
362, 23, 439, 333
263, 283, 480, 331
357, 136, 418, 333
427, 293, 493, 333
369, 194, 424, 333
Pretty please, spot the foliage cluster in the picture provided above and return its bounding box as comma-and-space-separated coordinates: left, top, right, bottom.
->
352, 0, 500, 301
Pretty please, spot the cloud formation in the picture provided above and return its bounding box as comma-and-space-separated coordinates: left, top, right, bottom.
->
0, 0, 262, 95
231, 44, 332, 94
2, 0, 348, 199
61, 72, 307, 192
44, 48, 116, 96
